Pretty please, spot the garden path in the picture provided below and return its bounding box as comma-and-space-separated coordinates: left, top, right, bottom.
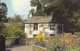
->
6, 45, 33, 51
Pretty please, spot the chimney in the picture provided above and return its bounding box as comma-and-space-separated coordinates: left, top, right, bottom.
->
28, 12, 32, 19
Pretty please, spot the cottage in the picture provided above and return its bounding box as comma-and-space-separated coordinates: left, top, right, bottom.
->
25, 16, 61, 38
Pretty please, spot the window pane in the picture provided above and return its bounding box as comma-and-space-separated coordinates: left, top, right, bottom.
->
34, 23, 38, 30
50, 23, 55, 30
50, 34, 55, 36
51, 23, 54, 25
33, 35, 37, 37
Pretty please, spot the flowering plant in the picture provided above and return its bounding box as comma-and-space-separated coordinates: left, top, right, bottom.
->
35, 33, 45, 41
34, 33, 80, 51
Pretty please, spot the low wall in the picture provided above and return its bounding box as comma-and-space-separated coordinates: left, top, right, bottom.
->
5, 38, 27, 46
5, 38, 34, 46
5, 38, 15, 46
26, 38, 33, 45
33, 45, 47, 51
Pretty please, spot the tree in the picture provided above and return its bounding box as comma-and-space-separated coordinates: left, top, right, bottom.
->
7, 17, 15, 23
0, 2, 7, 21
29, 8, 35, 14
14, 15, 22, 23
0, 2, 7, 33
8, 15, 24, 23
8, 15, 25, 31
28, 8, 35, 18
2, 15, 26, 38
31, 0, 45, 16
30, 0, 80, 34
2, 24, 26, 38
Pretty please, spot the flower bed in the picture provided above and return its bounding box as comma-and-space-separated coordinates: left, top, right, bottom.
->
34, 33, 80, 51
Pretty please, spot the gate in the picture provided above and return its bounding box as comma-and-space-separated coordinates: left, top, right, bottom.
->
0, 35, 5, 51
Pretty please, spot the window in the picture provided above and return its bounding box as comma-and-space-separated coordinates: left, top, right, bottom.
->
50, 34, 55, 36
50, 23, 55, 30
33, 35, 37, 38
34, 23, 38, 30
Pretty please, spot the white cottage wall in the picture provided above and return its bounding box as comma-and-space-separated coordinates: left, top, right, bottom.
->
25, 23, 58, 38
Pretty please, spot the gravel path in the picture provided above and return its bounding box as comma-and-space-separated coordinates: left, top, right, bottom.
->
6, 45, 33, 51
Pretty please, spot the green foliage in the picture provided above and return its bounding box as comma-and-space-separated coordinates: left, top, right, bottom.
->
28, 24, 33, 35
34, 33, 80, 51
34, 35, 63, 51
0, 22, 4, 32
2, 15, 26, 39
74, 32, 80, 38
8, 15, 24, 23
14, 15, 23, 23
6, 37, 17, 39
30, 0, 80, 33
14, 27, 26, 38
2, 23, 26, 39
0, 2, 7, 33
29, 8, 35, 14
30, 0, 45, 16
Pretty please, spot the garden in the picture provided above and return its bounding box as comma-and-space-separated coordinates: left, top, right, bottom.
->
33, 32, 80, 51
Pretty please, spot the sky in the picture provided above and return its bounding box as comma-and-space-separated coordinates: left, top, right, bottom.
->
1, 0, 36, 19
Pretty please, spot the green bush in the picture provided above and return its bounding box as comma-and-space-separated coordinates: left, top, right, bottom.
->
2, 23, 26, 39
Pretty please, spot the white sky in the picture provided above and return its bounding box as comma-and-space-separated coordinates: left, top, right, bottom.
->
1, 0, 36, 19
11, 0, 36, 19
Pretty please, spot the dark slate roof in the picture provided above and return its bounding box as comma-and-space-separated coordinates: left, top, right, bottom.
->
25, 16, 55, 24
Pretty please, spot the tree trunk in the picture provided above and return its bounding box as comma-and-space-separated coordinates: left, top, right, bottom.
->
71, 31, 74, 35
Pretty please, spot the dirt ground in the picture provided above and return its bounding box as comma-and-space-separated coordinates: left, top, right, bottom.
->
6, 45, 33, 51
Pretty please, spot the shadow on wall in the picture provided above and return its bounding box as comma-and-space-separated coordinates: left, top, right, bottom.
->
6, 45, 25, 48
6, 49, 12, 51
5, 38, 26, 46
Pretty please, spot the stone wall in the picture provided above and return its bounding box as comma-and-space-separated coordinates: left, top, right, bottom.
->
26, 38, 33, 45
33, 45, 47, 51
5, 38, 16, 46
5, 38, 34, 46
5, 38, 27, 46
